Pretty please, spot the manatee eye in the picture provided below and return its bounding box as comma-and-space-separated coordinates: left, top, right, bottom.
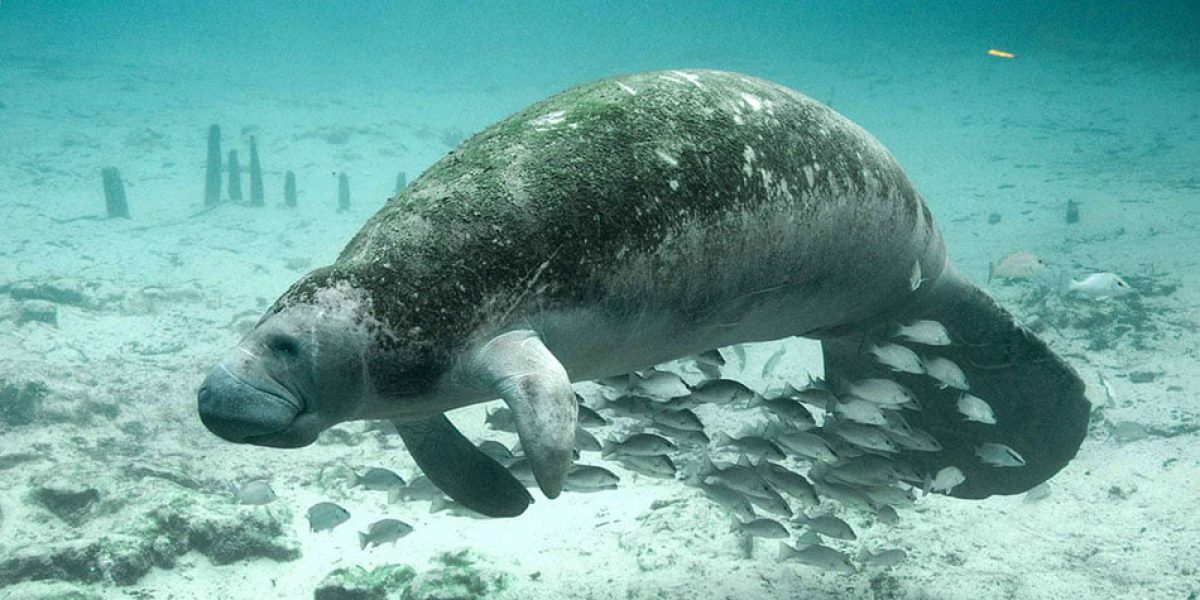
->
266, 334, 301, 358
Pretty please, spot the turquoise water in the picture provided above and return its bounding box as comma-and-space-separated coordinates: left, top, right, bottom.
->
1, 3, 1198, 599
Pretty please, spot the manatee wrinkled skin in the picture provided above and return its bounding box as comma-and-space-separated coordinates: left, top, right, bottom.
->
198, 70, 1088, 516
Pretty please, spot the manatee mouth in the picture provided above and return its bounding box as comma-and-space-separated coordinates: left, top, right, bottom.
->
197, 364, 317, 448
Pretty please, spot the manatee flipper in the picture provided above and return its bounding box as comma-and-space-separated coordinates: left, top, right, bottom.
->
820, 266, 1089, 498
465, 330, 578, 498
393, 415, 533, 517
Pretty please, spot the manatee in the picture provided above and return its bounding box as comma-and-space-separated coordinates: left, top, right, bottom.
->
197, 69, 1088, 517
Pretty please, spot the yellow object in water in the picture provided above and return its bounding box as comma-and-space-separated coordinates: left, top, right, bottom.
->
988, 48, 1016, 59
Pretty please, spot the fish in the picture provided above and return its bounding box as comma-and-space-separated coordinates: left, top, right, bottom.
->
306, 502, 350, 533
1023, 482, 1053, 503
632, 369, 692, 398
703, 458, 777, 500
926, 466, 965, 493
774, 431, 839, 463
359, 518, 414, 549
618, 454, 678, 479
757, 462, 820, 507
875, 505, 900, 526
867, 342, 924, 375
715, 432, 786, 462
732, 517, 790, 539
833, 398, 889, 426
750, 396, 817, 429
654, 424, 711, 446
891, 320, 951, 346
976, 442, 1026, 467
989, 251, 1046, 282
923, 356, 969, 390
811, 478, 875, 512
484, 406, 517, 432
1063, 272, 1133, 299
783, 378, 839, 410
792, 514, 856, 541
694, 480, 756, 521
885, 426, 942, 452
841, 378, 916, 407
688, 378, 757, 405
563, 465, 620, 492
861, 484, 916, 508
826, 422, 899, 453
602, 433, 677, 457
354, 467, 406, 491
575, 427, 603, 452
762, 345, 787, 379
821, 456, 903, 487
956, 393, 996, 424
232, 480, 276, 505
859, 548, 908, 567
599, 374, 631, 395
576, 401, 608, 428
505, 458, 540, 487
778, 542, 857, 573
745, 485, 794, 518
695, 349, 726, 367
478, 440, 516, 466
651, 408, 705, 432
602, 394, 657, 416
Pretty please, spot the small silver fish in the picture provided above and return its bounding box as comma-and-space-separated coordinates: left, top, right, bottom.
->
1064, 272, 1133, 299
732, 517, 789, 539
956, 393, 996, 424
842, 378, 916, 407
976, 443, 1026, 467
823, 456, 902, 487
715, 432, 785, 462
575, 427, 603, 452
778, 542, 857, 573
484, 406, 517, 432
924, 356, 969, 390
859, 548, 908, 567
811, 478, 875, 512
875, 505, 900, 526
762, 345, 787, 379
564, 465, 620, 492
695, 480, 756, 521
478, 440, 515, 466
633, 369, 692, 398
695, 349, 726, 367
505, 458, 539, 487
652, 408, 705, 432
927, 466, 965, 493
602, 433, 676, 457
867, 342, 925, 375
354, 467, 406, 491
688, 379, 757, 405
757, 462, 820, 507
746, 485, 794, 518
358, 518, 413, 549
892, 320, 951, 346
833, 398, 889, 426
793, 514, 856, 541
1023, 482, 1053, 503
774, 431, 839, 463
886, 426, 943, 452
233, 480, 276, 505
306, 502, 350, 533
751, 396, 816, 429
826, 422, 899, 453
618, 454, 678, 479
576, 401, 608, 428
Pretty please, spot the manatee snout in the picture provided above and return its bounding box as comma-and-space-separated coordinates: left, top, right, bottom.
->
197, 363, 310, 447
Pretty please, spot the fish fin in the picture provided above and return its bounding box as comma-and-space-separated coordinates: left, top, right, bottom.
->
818, 265, 1088, 498
393, 414, 533, 518
387, 487, 403, 505
359, 532, 369, 550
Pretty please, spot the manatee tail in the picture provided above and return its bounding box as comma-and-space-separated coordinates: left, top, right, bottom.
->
818, 266, 1089, 498
393, 414, 533, 517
